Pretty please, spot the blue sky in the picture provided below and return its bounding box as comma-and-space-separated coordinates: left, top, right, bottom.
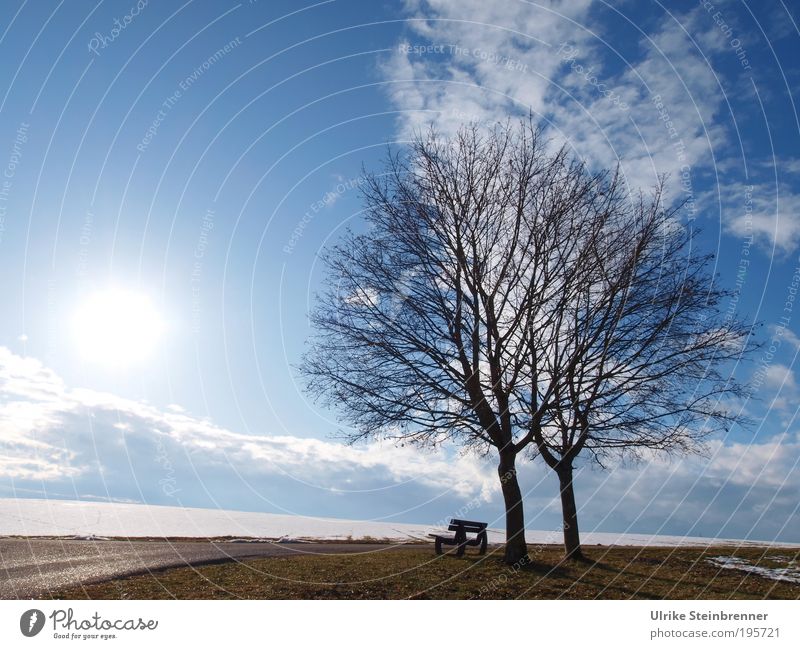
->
0, 0, 798, 542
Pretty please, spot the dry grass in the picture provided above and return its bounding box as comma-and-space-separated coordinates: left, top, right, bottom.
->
50, 546, 800, 599
50, 544, 800, 600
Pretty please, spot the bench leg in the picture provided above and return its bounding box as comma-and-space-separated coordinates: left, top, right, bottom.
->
455, 529, 467, 557
435, 537, 443, 555
478, 531, 487, 555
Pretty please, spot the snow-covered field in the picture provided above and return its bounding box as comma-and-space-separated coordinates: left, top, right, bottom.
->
0, 498, 794, 547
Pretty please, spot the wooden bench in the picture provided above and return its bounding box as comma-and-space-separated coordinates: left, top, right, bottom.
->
430, 519, 488, 557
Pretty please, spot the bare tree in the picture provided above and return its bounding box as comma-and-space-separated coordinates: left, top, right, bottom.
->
521, 175, 752, 560
301, 121, 750, 563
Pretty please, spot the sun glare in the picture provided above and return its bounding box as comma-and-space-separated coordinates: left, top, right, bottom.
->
72, 289, 165, 367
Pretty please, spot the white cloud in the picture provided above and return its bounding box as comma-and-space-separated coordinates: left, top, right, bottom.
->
0, 346, 797, 540
725, 182, 800, 254
0, 347, 494, 500
380, 2, 800, 254
761, 363, 797, 391
536, 435, 800, 542
383, 2, 727, 196
781, 327, 800, 352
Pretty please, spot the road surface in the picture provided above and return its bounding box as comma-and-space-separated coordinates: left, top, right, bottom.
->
0, 538, 417, 599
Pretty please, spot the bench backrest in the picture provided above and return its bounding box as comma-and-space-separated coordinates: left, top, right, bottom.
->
448, 519, 487, 533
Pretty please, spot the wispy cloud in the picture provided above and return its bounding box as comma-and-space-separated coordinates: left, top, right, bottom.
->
383, 3, 721, 191
725, 181, 800, 254
381, 1, 800, 253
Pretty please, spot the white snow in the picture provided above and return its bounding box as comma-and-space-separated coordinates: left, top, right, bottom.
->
706, 556, 800, 584
0, 498, 795, 547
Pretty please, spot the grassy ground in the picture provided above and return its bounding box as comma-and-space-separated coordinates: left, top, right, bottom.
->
51, 543, 800, 600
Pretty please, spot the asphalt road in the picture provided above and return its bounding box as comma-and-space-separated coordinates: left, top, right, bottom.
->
0, 538, 416, 599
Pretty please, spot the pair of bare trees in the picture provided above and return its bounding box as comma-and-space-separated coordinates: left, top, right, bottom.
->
301, 121, 750, 563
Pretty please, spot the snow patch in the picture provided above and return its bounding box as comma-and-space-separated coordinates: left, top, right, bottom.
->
706, 556, 800, 584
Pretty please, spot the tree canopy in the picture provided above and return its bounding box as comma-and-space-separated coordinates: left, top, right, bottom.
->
302, 121, 752, 561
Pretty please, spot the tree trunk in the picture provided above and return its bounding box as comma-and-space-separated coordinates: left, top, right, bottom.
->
498, 451, 528, 564
557, 464, 583, 560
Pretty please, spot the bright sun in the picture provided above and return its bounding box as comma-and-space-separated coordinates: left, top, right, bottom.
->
72, 289, 165, 367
